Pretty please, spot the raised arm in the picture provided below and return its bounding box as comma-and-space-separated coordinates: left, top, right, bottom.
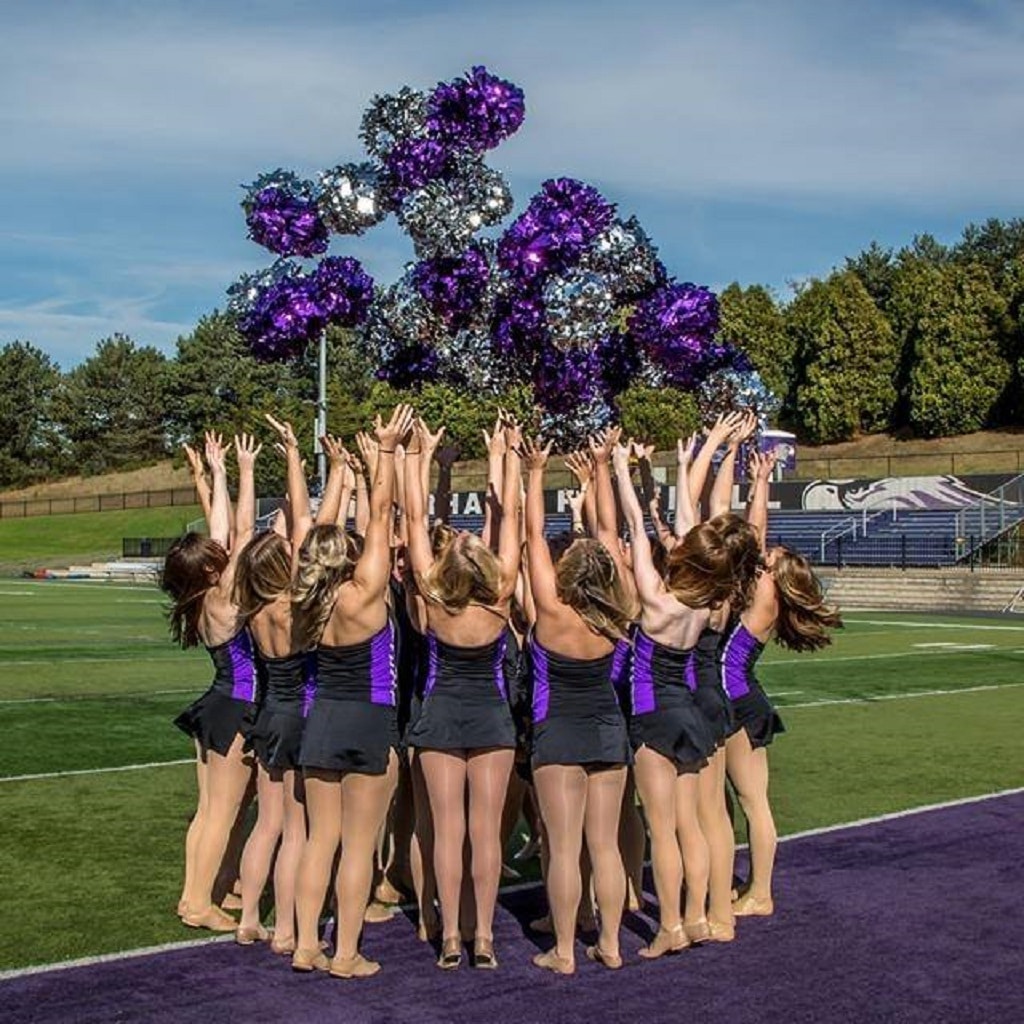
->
710, 412, 757, 519
746, 450, 777, 553
266, 414, 311, 564
564, 450, 596, 536
204, 433, 230, 548
403, 422, 433, 583
589, 426, 628, 577
612, 442, 666, 607
522, 436, 559, 614
183, 443, 213, 529
482, 413, 506, 550
496, 419, 523, 596
418, 420, 447, 527
687, 412, 744, 516
671, 435, 697, 537
315, 435, 349, 526
353, 405, 415, 596
232, 433, 261, 549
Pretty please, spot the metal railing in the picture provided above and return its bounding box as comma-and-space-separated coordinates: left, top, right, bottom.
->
1, 487, 200, 519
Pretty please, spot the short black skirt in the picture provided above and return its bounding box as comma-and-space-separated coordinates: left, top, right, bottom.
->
693, 682, 735, 748
406, 694, 516, 752
246, 707, 306, 771
629, 698, 716, 774
531, 713, 630, 769
174, 688, 256, 758
299, 700, 399, 776
729, 688, 786, 750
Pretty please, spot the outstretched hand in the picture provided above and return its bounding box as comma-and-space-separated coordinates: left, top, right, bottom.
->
233, 432, 262, 468
320, 434, 348, 466
417, 416, 445, 460
588, 425, 622, 463
375, 404, 416, 450
204, 431, 227, 473
677, 433, 697, 466
483, 411, 507, 458
265, 414, 298, 450
521, 435, 552, 471
563, 449, 593, 487
182, 442, 205, 479
706, 411, 745, 448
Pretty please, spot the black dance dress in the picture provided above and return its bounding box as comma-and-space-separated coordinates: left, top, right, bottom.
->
246, 650, 315, 771
720, 620, 785, 749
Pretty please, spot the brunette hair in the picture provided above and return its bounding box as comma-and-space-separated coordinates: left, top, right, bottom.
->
160, 533, 229, 648
771, 547, 843, 652
422, 531, 502, 612
233, 531, 292, 621
554, 538, 634, 641
665, 514, 760, 610
292, 524, 361, 647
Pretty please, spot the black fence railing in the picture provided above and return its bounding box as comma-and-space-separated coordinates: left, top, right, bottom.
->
2, 487, 199, 519
122, 537, 182, 559
784, 533, 1024, 570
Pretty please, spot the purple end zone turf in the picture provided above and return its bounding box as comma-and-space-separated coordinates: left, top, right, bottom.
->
4, 792, 1022, 1024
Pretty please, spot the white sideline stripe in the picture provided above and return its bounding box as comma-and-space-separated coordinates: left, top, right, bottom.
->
3, 786, 1022, 981
0, 759, 193, 783
0, 687, 197, 705
0, 582, 156, 593
781, 680, 1024, 709
851, 618, 1024, 632
769, 646, 1023, 667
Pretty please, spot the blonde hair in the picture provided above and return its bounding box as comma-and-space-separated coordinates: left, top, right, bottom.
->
292, 524, 361, 647
233, 532, 291, 621
422, 532, 502, 612
771, 547, 843, 652
554, 538, 634, 641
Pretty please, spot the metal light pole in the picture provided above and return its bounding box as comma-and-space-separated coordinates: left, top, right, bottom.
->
315, 330, 328, 490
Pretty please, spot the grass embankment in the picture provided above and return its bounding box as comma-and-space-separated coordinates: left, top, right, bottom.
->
0, 506, 202, 575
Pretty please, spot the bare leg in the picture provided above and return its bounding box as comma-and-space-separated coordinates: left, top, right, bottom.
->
466, 748, 514, 949
633, 746, 686, 957
674, 770, 710, 938
726, 729, 776, 913
532, 764, 587, 972
618, 771, 646, 911
215, 772, 256, 907
181, 733, 253, 929
179, 741, 207, 915
271, 769, 306, 951
583, 766, 627, 966
331, 752, 399, 977
295, 770, 342, 962
419, 750, 468, 947
237, 763, 283, 938
381, 753, 415, 901
698, 747, 735, 937
409, 749, 438, 940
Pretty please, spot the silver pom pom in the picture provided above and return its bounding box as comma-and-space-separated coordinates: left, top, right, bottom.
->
225, 259, 302, 318
317, 162, 391, 236
580, 216, 662, 299
360, 87, 429, 160
543, 268, 615, 351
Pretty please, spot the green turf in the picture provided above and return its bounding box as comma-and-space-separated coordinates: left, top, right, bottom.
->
0, 506, 201, 573
1, 586, 1022, 970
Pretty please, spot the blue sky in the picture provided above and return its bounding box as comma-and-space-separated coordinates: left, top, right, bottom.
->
1, 0, 1022, 367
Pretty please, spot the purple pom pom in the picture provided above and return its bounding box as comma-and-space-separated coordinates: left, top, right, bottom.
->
385, 137, 449, 197
412, 245, 490, 330
596, 332, 644, 399
312, 256, 375, 327
629, 282, 720, 386
535, 344, 603, 415
243, 174, 329, 258
377, 343, 440, 389
427, 65, 525, 153
491, 291, 547, 360
239, 273, 324, 362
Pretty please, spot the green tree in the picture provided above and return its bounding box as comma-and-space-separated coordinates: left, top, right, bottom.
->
890, 261, 1012, 437
786, 271, 898, 444
717, 283, 794, 410
615, 385, 701, 448
844, 241, 898, 311
953, 217, 1024, 292
0, 341, 66, 487
56, 335, 173, 475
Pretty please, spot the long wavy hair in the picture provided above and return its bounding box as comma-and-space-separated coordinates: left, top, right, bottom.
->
160, 533, 229, 648
554, 538, 634, 641
770, 547, 843, 651
292, 524, 362, 648
233, 531, 292, 621
665, 514, 760, 610
421, 531, 502, 612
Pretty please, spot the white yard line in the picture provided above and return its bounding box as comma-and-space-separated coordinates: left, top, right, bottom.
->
0, 688, 198, 706
768, 646, 1021, 667
0, 759, 193, 783
781, 680, 1024, 709
3, 786, 1021, 981
850, 618, 1024, 632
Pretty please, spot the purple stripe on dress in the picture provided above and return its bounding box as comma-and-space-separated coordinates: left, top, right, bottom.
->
684, 649, 698, 693
531, 641, 550, 724
493, 632, 509, 699
229, 631, 257, 701
302, 653, 317, 717
721, 624, 758, 701
369, 621, 397, 706
424, 632, 439, 697
611, 640, 629, 694
631, 631, 656, 715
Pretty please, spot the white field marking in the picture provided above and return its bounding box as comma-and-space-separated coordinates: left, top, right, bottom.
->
781, 680, 1024, 710
0, 759, 193, 783
850, 618, 1024, 632
5, 786, 1023, 981
913, 642, 995, 650
4, 581, 156, 592
766, 690, 802, 697
0, 590, 38, 597
767, 646, 1022, 668
0, 688, 199, 706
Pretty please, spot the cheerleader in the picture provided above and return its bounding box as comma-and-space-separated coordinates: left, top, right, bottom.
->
164, 433, 261, 931
403, 416, 522, 971
726, 450, 842, 917
523, 432, 635, 975
290, 404, 415, 977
